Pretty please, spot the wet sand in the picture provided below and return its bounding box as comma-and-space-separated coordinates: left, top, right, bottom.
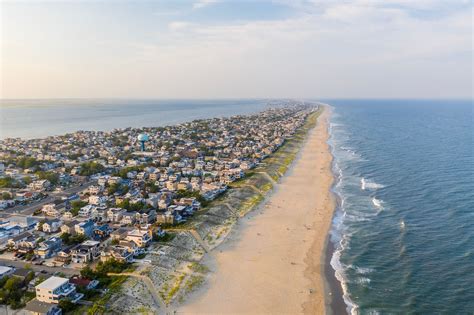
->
178, 107, 335, 314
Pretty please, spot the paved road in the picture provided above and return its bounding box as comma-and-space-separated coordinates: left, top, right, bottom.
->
0, 258, 79, 276
2, 180, 95, 216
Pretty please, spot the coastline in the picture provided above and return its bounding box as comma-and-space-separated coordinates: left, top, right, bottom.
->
178, 106, 337, 314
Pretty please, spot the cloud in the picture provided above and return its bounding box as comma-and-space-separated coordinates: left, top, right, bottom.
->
168, 21, 194, 31
193, 0, 219, 9
2, 0, 471, 98
130, 1, 471, 98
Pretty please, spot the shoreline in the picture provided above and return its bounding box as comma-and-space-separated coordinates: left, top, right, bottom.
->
178, 106, 338, 314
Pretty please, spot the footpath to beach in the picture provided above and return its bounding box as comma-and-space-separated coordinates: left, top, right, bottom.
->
178, 107, 335, 314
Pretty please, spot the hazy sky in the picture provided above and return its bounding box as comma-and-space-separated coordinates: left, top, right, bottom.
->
1, 0, 472, 99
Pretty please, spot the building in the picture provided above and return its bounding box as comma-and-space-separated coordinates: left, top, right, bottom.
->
100, 245, 134, 263
60, 220, 79, 235
35, 237, 62, 259
125, 229, 152, 248
74, 220, 95, 236
0, 266, 14, 279
42, 219, 62, 233
25, 299, 62, 315
71, 240, 100, 263
35, 276, 82, 304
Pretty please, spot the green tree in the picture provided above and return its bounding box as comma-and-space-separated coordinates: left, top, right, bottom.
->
79, 162, 105, 176
0, 192, 12, 200
35, 171, 59, 185
17, 157, 39, 169
58, 298, 75, 312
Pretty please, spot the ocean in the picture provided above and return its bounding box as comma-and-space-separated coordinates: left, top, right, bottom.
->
327, 100, 473, 314
0, 99, 271, 139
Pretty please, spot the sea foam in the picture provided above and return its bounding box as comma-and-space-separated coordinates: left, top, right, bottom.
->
361, 178, 385, 190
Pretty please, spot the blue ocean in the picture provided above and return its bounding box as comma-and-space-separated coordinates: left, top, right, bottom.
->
327, 100, 473, 314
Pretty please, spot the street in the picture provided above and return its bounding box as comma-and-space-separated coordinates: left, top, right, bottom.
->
0, 258, 79, 276
2, 180, 95, 216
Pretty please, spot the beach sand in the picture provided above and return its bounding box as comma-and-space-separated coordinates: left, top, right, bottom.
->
178, 107, 335, 315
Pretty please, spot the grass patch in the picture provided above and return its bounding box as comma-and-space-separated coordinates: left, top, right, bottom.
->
183, 275, 205, 295
188, 262, 210, 274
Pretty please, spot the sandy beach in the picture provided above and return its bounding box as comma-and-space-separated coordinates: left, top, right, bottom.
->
178, 106, 335, 314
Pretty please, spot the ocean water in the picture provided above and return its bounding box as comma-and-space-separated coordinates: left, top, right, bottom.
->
327, 100, 474, 314
0, 99, 271, 139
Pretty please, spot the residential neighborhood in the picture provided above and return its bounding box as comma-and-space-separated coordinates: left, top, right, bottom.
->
0, 103, 317, 313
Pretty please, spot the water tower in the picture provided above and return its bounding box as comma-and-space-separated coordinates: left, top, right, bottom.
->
137, 133, 149, 151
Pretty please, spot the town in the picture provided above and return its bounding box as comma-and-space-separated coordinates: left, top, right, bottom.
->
0, 102, 317, 314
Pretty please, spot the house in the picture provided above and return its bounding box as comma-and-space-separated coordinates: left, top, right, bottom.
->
71, 240, 100, 263
8, 232, 34, 249
42, 219, 62, 233
121, 212, 136, 225
60, 220, 79, 235
78, 205, 94, 217
107, 208, 125, 223
93, 224, 110, 240
118, 239, 140, 256
62, 211, 74, 221
156, 211, 175, 224
138, 209, 157, 225
110, 227, 130, 241
16, 234, 39, 253
35, 237, 62, 259
88, 185, 102, 195
88, 195, 107, 206
35, 276, 82, 304
100, 245, 134, 263
0, 266, 14, 279
108, 176, 122, 185
69, 276, 99, 290
25, 298, 62, 315
29, 179, 51, 191
91, 206, 108, 222
125, 229, 152, 248
55, 246, 73, 263
41, 204, 62, 217
74, 220, 94, 237
8, 216, 39, 230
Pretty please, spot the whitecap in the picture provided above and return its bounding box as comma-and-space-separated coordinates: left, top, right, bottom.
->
399, 220, 406, 230
355, 277, 371, 285
361, 178, 385, 190
372, 197, 384, 209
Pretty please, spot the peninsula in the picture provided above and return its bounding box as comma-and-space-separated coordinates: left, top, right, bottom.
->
0, 101, 334, 314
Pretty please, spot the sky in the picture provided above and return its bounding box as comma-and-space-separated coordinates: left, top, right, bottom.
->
0, 0, 472, 99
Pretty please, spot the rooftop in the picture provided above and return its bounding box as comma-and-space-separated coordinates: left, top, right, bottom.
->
36, 276, 68, 290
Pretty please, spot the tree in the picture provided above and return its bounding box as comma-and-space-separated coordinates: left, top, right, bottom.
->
58, 298, 75, 312
0, 177, 20, 189
17, 157, 39, 169
22, 176, 32, 185
110, 238, 119, 245
60, 233, 86, 246
70, 200, 87, 216
0, 192, 12, 200
35, 171, 59, 185
79, 162, 105, 176
80, 266, 95, 280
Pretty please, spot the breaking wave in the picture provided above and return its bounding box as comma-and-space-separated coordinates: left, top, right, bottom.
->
361, 178, 385, 190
